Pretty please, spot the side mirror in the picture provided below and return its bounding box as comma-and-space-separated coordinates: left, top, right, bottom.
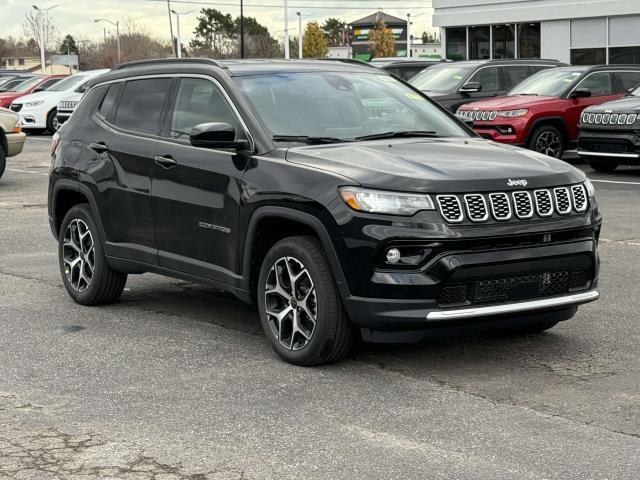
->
190, 122, 250, 150
33, 87, 43, 93
570, 87, 592, 99
459, 82, 482, 95
455, 113, 474, 128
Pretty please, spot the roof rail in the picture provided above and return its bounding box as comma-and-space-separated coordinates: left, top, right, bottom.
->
113, 58, 226, 70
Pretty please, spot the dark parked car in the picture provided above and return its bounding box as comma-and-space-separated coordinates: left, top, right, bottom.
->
577, 81, 640, 172
457, 65, 640, 158
49, 59, 601, 365
410, 59, 566, 111
371, 58, 447, 82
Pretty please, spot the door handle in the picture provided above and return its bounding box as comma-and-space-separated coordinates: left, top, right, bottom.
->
89, 142, 108, 153
154, 155, 177, 169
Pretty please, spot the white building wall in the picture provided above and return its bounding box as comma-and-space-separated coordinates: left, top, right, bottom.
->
540, 20, 571, 63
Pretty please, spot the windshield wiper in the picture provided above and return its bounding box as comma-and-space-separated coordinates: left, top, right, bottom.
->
354, 130, 439, 141
272, 135, 351, 145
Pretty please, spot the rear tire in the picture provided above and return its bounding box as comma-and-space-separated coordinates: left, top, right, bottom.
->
528, 125, 565, 158
257, 236, 354, 366
588, 159, 619, 173
58, 204, 127, 305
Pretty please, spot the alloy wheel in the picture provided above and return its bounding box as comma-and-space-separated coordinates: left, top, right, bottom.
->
62, 219, 95, 293
264, 256, 317, 351
535, 130, 562, 157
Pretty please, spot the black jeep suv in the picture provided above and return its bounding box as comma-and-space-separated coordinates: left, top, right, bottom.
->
48, 59, 601, 366
578, 79, 640, 172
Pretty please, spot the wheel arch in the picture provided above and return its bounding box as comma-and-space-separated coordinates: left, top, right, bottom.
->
527, 116, 571, 147
241, 206, 348, 304
51, 180, 107, 241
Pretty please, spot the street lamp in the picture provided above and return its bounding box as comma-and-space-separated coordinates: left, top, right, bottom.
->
170, 9, 193, 59
94, 18, 120, 64
32, 5, 58, 73
283, 0, 290, 59
296, 12, 302, 59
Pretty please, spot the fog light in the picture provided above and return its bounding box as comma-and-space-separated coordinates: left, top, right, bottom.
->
386, 248, 401, 264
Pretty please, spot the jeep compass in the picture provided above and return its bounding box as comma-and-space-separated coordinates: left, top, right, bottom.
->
48, 59, 601, 366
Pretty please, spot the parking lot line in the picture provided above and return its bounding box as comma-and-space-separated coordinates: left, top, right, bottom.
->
590, 179, 640, 186
7, 168, 48, 176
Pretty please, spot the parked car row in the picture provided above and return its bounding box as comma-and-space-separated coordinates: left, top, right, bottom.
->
0, 107, 26, 180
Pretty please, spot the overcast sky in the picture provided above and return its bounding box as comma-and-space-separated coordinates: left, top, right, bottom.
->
1, 0, 436, 47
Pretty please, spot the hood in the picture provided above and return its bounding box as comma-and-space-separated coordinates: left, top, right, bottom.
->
286, 137, 584, 193
585, 96, 640, 113
460, 95, 557, 110
11, 90, 61, 105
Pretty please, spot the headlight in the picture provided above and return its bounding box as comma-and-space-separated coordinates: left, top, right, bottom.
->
24, 101, 44, 107
497, 109, 528, 118
584, 178, 595, 198
340, 187, 435, 216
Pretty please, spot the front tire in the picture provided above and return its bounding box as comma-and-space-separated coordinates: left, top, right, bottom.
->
257, 236, 354, 366
0, 147, 6, 179
58, 204, 127, 305
528, 125, 565, 158
588, 159, 619, 173
46, 109, 59, 134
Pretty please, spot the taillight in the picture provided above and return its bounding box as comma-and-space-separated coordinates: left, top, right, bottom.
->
51, 132, 61, 157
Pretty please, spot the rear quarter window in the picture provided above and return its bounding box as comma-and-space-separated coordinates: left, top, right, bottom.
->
98, 83, 123, 121
113, 78, 172, 135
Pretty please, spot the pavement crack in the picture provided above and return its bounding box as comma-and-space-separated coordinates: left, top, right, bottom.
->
0, 269, 61, 289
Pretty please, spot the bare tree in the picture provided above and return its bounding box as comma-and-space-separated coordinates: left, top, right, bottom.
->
23, 9, 58, 53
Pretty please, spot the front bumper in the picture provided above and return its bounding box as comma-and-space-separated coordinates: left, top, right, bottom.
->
6, 132, 26, 157
18, 110, 46, 129
578, 128, 640, 164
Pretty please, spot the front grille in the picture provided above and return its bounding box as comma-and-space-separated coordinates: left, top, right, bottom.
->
59, 100, 78, 110
436, 195, 463, 223
582, 111, 637, 126
436, 184, 588, 224
569, 270, 589, 290
458, 109, 498, 121
512, 191, 533, 219
579, 139, 635, 154
438, 285, 468, 306
571, 185, 587, 212
554, 187, 571, 215
464, 194, 488, 222
10, 103, 22, 112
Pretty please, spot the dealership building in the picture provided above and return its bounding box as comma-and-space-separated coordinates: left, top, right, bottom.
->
432, 0, 640, 64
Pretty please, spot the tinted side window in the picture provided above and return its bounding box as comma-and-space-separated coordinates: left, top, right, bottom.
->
99, 83, 123, 120
468, 67, 500, 92
114, 78, 171, 135
39, 78, 60, 90
502, 66, 530, 89
169, 78, 238, 141
614, 71, 640, 92
576, 72, 613, 96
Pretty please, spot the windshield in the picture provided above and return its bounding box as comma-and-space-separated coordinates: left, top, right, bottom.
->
0, 79, 25, 91
235, 72, 468, 141
14, 76, 43, 93
409, 65, 474, 93
508, 68, 586, 97
46, 75, 88, 92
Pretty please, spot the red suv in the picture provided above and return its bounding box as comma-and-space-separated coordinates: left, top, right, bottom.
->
457, 65, 640, 158
0, 75, 66, 109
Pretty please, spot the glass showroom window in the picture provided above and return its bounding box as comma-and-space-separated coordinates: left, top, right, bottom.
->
469, 26, 490, 60
445, 27, 467, 60
609, 46, 640, 64
570, 48, 606, 65
492, 24, 515, 59
518, 23, 540, 58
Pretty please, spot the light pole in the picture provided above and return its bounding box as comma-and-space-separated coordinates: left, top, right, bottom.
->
283, 0, 290, 59
170, 10, 192, 59
296, 12, 302, 59
167, 0, 176, 57
95, 19, 120, 64
407, 13, 411, 58
240, 0, 245, 59
32, 5, 58, 73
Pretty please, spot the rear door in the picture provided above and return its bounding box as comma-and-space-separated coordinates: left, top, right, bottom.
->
151, 76, 250, 283
99, 77, 173, 264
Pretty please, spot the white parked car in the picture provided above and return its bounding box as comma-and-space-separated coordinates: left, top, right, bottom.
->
57, 91, 84, 128
10, 69, 109, 133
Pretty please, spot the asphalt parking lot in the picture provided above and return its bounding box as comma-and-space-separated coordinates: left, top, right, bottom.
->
1, 135, 640, 479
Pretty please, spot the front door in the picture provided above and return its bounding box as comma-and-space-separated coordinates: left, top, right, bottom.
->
151, 76, 249, 284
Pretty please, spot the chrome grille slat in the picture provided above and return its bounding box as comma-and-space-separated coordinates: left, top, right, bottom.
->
489, 193, 512, 221
512, 191, 534, 219
571, 184, 588, 212
464, 194, 489, 222
436, 195, 463, 223
554, 187, 572, 215
533, 189, 553, 217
